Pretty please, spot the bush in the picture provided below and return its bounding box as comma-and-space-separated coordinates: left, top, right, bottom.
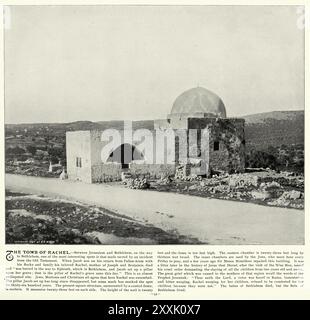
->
26, 145, 37, 155
6, 146, 26, 155
246, 144, 304, 173
246, 149, 278, 169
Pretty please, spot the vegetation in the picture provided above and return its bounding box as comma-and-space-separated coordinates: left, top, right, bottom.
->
245, 144, 304, 173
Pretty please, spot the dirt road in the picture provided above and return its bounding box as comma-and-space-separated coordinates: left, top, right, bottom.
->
6, 174, 304, 244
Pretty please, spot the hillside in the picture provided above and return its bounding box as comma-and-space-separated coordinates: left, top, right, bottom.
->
5, 110, 304, 151
244, 110, 304, 149
243, 110, 304, 124
6, 119, 154, 134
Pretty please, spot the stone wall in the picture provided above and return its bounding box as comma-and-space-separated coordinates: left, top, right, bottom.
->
187, 118, 245, 174
129, 163, 175, 179
154, 118, 188, 130
91, 163, 123, 182
209, 119, 245, 173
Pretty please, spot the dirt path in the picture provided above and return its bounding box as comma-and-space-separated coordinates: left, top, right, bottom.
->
6, 174, 304, 244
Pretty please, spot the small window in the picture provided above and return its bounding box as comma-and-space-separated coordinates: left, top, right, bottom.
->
76, 157, 82, 167
214, 141, 220, 151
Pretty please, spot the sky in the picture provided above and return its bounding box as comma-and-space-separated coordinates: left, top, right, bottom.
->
4, 5, 305, 124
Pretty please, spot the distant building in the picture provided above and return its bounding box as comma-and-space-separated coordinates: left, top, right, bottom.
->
66, 87, 245, 183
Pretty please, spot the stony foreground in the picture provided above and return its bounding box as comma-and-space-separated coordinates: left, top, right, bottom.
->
6, 174, 304, 244
6, 191, 200, 245
125, 169, 304, 210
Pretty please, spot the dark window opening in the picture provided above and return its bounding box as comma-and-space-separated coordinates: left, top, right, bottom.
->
76, 157, 82, 167
214, 141, 220, 151
242, 139, 245, 145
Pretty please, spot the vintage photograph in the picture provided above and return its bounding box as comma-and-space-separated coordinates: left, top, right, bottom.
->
4, 5, 304, 245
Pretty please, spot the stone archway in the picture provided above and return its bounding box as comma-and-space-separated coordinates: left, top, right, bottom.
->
107, 143, 144, 169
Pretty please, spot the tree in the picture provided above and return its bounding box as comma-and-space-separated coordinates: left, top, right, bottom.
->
245, 149, 278, 169
26, 145, 37, 156
6, 146, 26, 155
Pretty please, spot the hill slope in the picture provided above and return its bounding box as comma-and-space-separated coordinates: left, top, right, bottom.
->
5, 110, 304, 151
244, 110, 304, 149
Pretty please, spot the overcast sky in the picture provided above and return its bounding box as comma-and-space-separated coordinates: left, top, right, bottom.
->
4, 5, 304, 124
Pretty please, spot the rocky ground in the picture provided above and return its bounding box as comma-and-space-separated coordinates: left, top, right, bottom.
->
5, 190, 201, 245
6, 163, 304, 211
123, 169, 304, 210
6, 163, 60, 178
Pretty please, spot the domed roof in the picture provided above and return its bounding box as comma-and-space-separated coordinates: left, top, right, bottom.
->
170, 87, 226, 118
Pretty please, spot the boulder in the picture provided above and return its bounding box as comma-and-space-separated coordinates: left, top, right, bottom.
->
260, 181, 281, 190
281, 190, 302, 200
125, 177, 150, 189
251, 190, 272, 200
229, 174, 259, 188
121, 172, 132, 181
188, 185, 197, 191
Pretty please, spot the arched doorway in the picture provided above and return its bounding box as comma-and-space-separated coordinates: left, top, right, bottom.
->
107, 143, 144, 169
